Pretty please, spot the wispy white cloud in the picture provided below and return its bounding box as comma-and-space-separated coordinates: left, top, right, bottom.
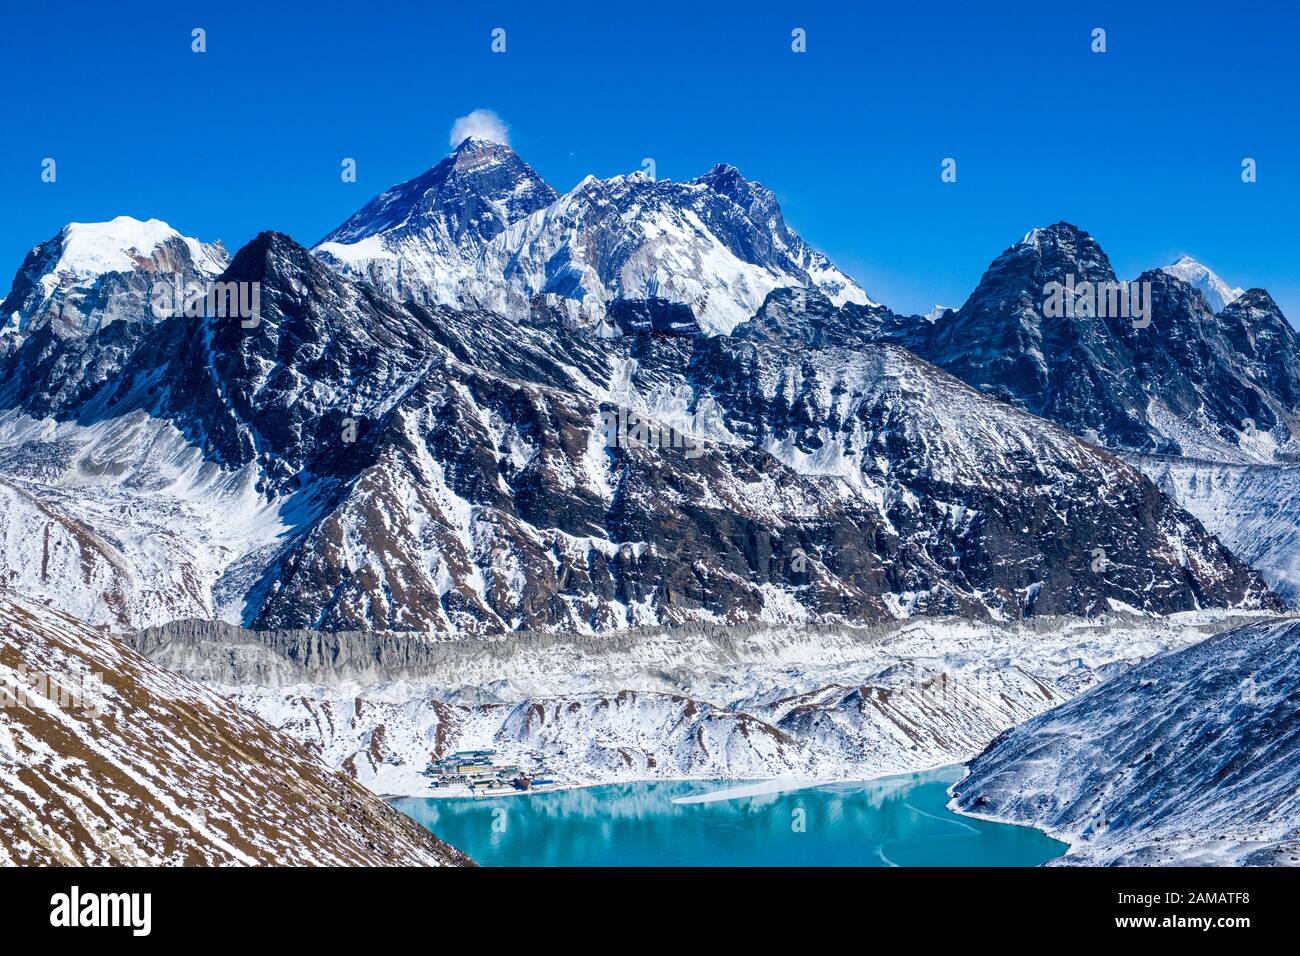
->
449, 110, 509, 148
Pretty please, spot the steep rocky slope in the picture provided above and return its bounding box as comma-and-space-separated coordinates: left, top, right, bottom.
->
0, 594, 470, 865
950, 618, 1300, 865
1141, 456, 1300, 602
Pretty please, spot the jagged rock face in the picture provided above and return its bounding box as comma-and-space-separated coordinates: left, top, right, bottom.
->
0, 230, 1281, 630
312, 142, 869, 336
909, 224, 1300, 461
733, 286, 896, 347
743, 222, 1300, 464
1118, 274, 1300, 457
906, 223, 1155, 449
687, 337, 1277, 617
0, 595, 471, 865
251, 293, 1280, 629
951, 618, 1300, 866
0, 217, 228, 348
738, 227, 1300, 602
1215, 289, 1300, 412
607, 297, 701, 336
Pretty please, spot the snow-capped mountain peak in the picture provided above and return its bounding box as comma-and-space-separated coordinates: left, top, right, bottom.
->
1161, 255, 1245, 313
317, 138, 556, 249
312, 148, 872, 334
311, 139, 558, 312
0, 216, 228, 340
453, 133, 507, 152
50, 215, 226, 278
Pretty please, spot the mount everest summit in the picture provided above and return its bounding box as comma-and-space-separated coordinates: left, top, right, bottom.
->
313, 137, 869, 336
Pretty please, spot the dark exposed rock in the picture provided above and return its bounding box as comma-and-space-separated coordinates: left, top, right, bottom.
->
607, 297, 701, 336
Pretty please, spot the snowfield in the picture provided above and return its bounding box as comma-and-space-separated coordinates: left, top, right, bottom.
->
1138, 455, 1300, 603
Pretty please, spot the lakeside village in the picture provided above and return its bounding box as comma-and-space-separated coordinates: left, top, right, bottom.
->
423, 750, 569, 796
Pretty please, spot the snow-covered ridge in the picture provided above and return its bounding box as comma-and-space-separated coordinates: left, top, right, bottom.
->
0, 218, 1284, 633
311, 140, 870, 335
950, 618, 1300, 865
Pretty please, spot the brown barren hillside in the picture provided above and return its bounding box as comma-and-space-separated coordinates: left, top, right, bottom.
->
0, 594, 471, 866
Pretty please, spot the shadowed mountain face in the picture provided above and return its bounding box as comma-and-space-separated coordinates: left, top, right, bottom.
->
739, 222, 1300, 464
0, 228, 1280, 631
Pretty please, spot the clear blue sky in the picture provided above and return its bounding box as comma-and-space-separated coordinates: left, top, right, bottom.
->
2, 0, 1297, 319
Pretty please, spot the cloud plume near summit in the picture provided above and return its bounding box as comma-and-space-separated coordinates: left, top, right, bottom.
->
449, 109, 509, 148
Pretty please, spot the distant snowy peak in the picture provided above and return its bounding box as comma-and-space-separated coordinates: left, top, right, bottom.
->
492, 161, 872, 334
312, 144, 871, 335
0, 216, 227, 339
1161, 255, 1245, 313
52, 216, 226, 279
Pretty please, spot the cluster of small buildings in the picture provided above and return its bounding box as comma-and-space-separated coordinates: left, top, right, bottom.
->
425, 749, 558, 792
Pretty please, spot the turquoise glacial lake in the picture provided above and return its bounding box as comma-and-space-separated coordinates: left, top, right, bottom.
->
391, 765, 1066, 867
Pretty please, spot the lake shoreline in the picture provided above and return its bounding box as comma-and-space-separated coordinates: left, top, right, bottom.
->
381, 764, 965, 802
390, 767, 1069, 867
